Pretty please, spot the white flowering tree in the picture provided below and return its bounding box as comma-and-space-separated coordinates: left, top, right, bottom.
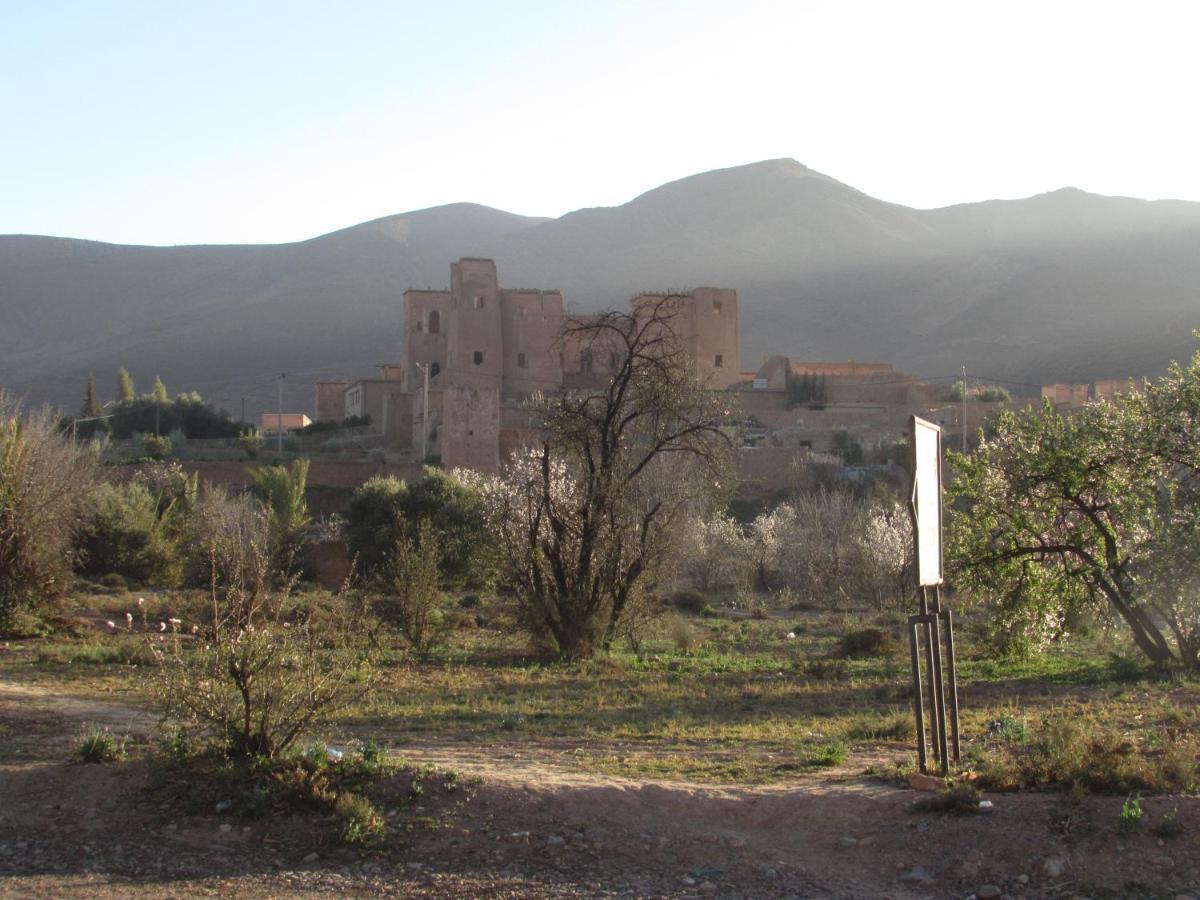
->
463, 296, 733, 660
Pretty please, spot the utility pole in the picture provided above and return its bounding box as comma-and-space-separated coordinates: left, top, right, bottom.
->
961, 364, 968, 453
417, 363, 431, 461
277, 373, 286, 454
241, 396, 246, 426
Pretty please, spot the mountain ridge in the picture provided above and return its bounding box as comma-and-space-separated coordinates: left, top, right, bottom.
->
3, 159, 1198, 415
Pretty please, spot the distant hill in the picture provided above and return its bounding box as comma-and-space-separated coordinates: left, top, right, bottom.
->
3, 159, 1198, 416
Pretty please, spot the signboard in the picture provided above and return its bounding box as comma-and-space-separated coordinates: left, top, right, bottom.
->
910, 416, 943, 587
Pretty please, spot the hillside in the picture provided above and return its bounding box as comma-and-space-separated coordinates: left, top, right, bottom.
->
2, 159, 1198, 415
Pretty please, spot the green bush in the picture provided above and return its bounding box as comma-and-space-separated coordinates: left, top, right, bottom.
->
77, 482, 181, 586
376, 521, 446, 656
345, 468, 491, 585
237, 428, 264, 459
142, 433, 172, 460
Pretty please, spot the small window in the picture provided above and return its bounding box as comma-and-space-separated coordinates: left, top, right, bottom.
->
473, 294, 484, 310
517, 352, 527, 368
430, 361, 440, 378
428, 310, 440, 334
415, 320, 423, 333
714, 300, 723, 314
473, 351, 484, 366
715, 354, 724, 369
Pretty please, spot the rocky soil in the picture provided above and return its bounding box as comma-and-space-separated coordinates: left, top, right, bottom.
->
1, 681, 1198, 898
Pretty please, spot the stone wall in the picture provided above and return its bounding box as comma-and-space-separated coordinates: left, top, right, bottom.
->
440, 384, 500, 472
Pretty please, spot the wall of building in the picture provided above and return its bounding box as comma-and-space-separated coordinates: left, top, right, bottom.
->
446, 258, 504, 389
440, 385, 500, 472
314, 380, 350, 422
499, 289, 565, 395
687, 287, 740, 388
402, 289, 451, 392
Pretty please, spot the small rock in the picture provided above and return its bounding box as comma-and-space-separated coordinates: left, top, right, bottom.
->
303, 852, 319, 863
725, 835, 746, 848
681, 877, 696, 886
547, 835, 565, 847
215, 799, 233, 814
1017, 874, 1029, 885
218, 824, 232, 834
1043, 856, 1068, 878
858, 836, 874, 847
977, 886, 1002, 899
907, 772, 945, 792
900, 865, 933, 883
839, 836, 859, 848
698, 883, 717, 895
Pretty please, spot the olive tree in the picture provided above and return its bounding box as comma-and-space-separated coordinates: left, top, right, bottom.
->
464, 295, 734, 660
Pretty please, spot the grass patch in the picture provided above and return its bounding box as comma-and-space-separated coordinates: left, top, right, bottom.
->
77, 727, 126, 763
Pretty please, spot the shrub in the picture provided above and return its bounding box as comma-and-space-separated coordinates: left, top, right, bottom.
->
142, 433, 172, 460
667, 615, 702, 651
77, 728, 126, 763
336, 791, 385, 845
837, 627, 896, 658
77, 482, 181, 586
671, 590, 708, 614
376, 520, 446, 655
247, 459, 311, 565
153, 490, 379, 757
345, 468, 491, 585
0, 395, 98, 628
237, 428, 264, 459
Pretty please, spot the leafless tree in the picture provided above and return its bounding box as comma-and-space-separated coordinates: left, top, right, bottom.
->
469, 295, 734, 659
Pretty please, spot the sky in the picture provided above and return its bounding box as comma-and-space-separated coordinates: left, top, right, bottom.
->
3, 0, 1199, 246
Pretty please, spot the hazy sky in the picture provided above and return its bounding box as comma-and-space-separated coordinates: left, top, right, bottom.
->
3, 0, 1198, 245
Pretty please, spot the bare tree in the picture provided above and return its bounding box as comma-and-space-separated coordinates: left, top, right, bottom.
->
467, 296, 734, 659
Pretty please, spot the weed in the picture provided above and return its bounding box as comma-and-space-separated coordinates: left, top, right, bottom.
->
988, 715, 1028, 743
336, 791, 385, 846
804, 739, 849, 768
1155, 806, 1183, 839
1118, 793, 1144, 833
77, 728, 126, 763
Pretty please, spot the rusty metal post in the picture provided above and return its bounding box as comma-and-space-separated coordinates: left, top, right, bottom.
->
940, 606, 961, 763
907, 616, 927, 774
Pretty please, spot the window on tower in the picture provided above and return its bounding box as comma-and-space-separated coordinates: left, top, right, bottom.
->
473, 351, 484, 365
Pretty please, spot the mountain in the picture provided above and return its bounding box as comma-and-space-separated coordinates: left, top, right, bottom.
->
3, 159, 1199, 416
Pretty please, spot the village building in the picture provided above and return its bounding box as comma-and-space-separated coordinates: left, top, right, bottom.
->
316, 258, 740, 471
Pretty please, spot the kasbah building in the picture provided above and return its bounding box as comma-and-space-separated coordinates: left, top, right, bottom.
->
312, 257, 1102, 487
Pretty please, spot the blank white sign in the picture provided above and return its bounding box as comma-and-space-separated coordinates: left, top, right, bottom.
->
912, 416, 943, 586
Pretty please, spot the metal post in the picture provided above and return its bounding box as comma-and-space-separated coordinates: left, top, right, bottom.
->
420, 363, 430, 461
941, 604, 962, 763
961, 364, 967, 452
907, 618, 927, 775
277, 373, 285, 454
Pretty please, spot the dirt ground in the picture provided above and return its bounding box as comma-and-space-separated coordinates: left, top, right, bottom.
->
0, 681, 1197, 899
